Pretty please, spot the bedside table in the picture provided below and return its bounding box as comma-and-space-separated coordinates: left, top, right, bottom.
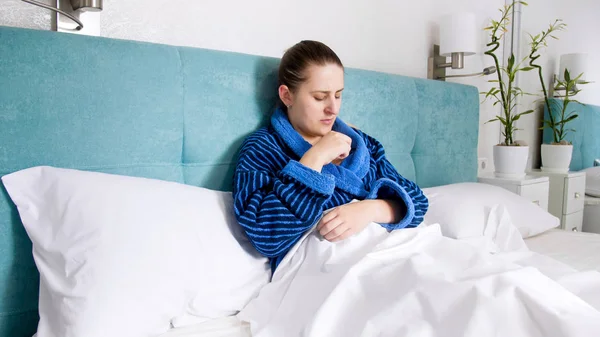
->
478, 174, 550, 211
529, 170, 586, 232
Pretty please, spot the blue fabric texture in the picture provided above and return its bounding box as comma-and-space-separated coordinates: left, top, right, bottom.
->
233, 108, 428, 271
543, 98, 600, 171
0, 26, 479, 336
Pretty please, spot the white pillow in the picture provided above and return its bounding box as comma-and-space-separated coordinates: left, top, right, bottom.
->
422, 182, 559, 239
582, 166, 600, 197
1, 166, 269, 337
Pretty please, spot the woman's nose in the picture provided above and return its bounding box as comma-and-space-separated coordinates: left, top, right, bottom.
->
325, 98, 339, 115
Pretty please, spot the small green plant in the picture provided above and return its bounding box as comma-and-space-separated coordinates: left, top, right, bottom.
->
547, 69, 589, 144
482, 1, 534, 146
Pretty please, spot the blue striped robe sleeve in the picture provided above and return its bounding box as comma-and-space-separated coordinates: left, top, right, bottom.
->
233, 136, 335, 260
362, 133, 429, 230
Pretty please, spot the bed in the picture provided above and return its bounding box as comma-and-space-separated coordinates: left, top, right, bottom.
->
1, 26, 600, 337
525, 228, 600, 272
583, 195, 600, 233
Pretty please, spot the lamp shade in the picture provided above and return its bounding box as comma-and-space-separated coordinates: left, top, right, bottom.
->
439, 12, 477, 56
559, 53, 588, 82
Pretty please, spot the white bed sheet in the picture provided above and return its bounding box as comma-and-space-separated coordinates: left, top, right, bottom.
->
238, 205, 600, 337
159, 317, 251, 337
525, 229, 600, 272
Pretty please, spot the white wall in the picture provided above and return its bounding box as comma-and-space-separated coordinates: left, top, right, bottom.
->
1, 0, 53, 30
517, 0, 600, 168
2, 0, 508, 172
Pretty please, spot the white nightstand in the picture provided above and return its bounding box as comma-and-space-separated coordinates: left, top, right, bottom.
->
477, 174, 550, 211
529, 170, 586, 232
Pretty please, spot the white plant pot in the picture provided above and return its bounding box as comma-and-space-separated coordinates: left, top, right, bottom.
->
541, 144, 573, 173
493, 145, 529, 179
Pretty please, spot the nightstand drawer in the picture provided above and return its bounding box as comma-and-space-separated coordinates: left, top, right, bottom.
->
518, 183, 549, 211
564, 175, 585, 214
562, 210, 583, 232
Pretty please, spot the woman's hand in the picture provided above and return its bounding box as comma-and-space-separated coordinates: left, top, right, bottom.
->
317, 199, 406, 242
317, 201, 373, 242
300, 131, 351, 172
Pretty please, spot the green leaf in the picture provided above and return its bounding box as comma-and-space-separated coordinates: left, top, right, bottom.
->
565, 111, 577, 119
573, 72, 585, 82
513, 110, 534, 121
507, 53, 515, 70
558, 114, 579, 124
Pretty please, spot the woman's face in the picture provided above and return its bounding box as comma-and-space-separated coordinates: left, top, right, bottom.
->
281, 63, 344, 144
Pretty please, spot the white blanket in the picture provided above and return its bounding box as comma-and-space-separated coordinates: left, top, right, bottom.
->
238, 206, 600, 337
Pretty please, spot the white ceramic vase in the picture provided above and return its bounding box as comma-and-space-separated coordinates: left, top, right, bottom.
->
541, 144, 573, 173
493, 145, 529, 179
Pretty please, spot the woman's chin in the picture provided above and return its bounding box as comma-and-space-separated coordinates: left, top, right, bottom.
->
317, 124, 334, 134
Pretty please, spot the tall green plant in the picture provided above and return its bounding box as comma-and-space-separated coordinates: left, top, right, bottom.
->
527, 19, 567, 144
482, 1, 534, 146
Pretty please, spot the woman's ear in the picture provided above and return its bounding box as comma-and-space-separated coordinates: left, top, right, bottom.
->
278, 85, 294, 108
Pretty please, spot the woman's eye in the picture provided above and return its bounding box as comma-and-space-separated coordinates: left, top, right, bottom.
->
335, 95, 341, 100
314, 96, 326, 101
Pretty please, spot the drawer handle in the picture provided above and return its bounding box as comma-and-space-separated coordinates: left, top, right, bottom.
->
572, 227, 578, 232
532, 200, 540, 205
575, 192, 581, 199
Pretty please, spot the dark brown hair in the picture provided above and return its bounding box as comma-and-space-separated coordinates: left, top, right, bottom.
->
278, 40, 344, 109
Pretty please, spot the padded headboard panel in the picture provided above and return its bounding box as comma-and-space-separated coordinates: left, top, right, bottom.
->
0, 26, 479, 336
544, 98, 600, 171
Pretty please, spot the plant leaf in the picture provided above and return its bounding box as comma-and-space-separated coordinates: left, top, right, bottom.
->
557, 114, 579, 124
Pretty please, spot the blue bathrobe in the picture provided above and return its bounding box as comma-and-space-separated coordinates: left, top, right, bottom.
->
233, 108, 429, 272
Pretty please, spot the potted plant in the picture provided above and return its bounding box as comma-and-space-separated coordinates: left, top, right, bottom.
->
527, 20, 589, 172
482, 1, 534, 178
543, 69, 588, 172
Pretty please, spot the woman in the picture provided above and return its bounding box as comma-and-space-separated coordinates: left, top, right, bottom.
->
233, 40, 428, 272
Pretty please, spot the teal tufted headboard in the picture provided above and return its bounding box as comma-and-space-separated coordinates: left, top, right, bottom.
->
544, 98, 600, 171
0, 26, 479, 336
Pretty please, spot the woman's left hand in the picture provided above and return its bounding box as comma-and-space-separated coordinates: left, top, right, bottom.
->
317, 201, 373, 242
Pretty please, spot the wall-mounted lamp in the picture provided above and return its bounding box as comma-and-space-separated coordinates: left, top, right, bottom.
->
21, 0, 103, 31
428, 12, 493, 81
553, 53, 589, 97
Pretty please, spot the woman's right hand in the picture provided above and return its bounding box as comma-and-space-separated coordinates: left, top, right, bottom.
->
300, 131, 352, 172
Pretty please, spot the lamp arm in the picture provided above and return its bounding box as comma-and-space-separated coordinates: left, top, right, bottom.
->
21, 0, 83, 30
439, 66, 497, 79
439, 71, 485, 79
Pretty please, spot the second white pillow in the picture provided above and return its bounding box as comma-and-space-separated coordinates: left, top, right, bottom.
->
422, 182, 559, 239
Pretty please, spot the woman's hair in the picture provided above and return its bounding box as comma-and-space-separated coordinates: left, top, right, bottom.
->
278, 40, 343, 109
